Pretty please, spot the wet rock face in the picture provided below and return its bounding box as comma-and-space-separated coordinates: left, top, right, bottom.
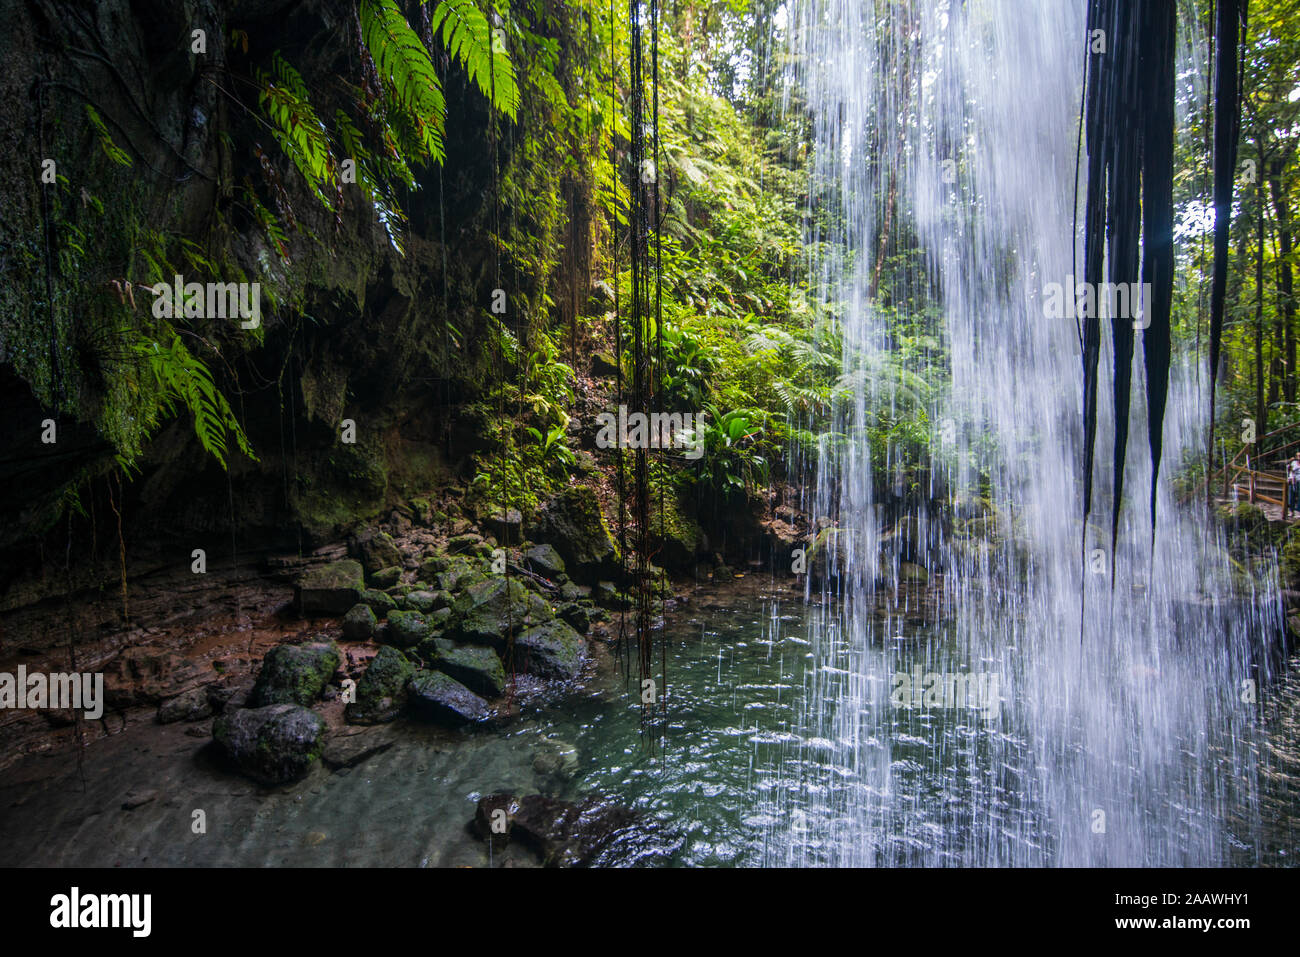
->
472, 793, 677, 867
406, 670, 489, 725
295, 560, 365, 615
250, 641, 340, 707
513, 619, 588, 681
213, 704, 327, 786
345, 646, 414, 725
531, 487, 621, 581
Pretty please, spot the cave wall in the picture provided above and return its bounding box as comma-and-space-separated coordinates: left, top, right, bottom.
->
0, 0, 595, 608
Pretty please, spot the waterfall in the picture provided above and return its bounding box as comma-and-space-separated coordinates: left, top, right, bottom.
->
764, 0, 1282, 866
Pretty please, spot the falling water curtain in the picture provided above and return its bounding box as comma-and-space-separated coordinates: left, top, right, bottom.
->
1080, 0, 1245, 582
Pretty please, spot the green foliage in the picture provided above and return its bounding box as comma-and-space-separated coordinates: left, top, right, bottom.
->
359, 0, 449, 161
429, 0, 520, 119
135, 337, 258, 470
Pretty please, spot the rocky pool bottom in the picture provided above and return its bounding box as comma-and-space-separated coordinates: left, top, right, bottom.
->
1, 578, 1298, 867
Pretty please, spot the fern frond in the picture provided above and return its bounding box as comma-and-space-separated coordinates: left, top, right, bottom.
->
360, 0, 446, 162
431, 0, 522, 119
137, 337, 258, 469
258, 52, 336, 208
427, 0, 519, 120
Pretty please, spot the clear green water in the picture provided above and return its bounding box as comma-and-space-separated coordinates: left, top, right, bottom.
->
1, 582, 1296, 867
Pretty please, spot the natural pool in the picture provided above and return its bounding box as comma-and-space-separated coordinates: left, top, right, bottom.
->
1, 580, 1296, 867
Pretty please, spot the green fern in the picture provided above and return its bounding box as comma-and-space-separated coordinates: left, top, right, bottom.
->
258, 53, 337, 208
136, 337, 258, 469
428, 0, 519, 120
360, 0, 447, 162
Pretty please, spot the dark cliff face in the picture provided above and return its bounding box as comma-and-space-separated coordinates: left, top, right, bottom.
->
0, 0, 593, 604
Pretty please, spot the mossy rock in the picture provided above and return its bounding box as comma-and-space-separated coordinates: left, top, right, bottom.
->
436, 644, 506, 698
386, 609, 433, 649
213, 704, 327, 785
355, 529, 403, 575
451, 577, 554, 649
342, 603, 378, 641
436, 557, 488, 593
407, 671, 490, 725
345, 646, 415, 724
513, 619, 588, 681
360, 588, 397, 617
532, 486, 621, 581
417, 554, 450, 583
370, 566, 403, 589
594, 581, 631, 610
1281, 534, 1300, 590
524, 543, 566, 577
250, 641, 341, 707
295, 560, 365, 615
406, 589, 452, 613
646, 491, 704, 571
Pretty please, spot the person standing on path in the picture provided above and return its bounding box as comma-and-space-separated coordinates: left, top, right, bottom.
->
1288, 453, 1300, 519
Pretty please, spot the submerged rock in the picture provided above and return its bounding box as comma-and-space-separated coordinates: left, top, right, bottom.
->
406, 671, 489, 725
250, 641, 340, 707
513, 619, 587, 681
213, 704, 326, 786
473, 793, 667, 867
345, 646, 414, 724
436, 644, 506, 698
295, 560, 365, 615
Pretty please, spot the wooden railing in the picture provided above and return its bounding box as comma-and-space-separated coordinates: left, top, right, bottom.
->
1180, 419, 1300, 508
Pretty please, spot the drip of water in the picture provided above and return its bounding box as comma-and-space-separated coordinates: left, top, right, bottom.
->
767, 0, 1282, 866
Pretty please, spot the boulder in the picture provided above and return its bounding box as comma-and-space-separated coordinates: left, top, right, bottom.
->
213, 704, 326, 785
484, 508, 524, 544
354, 529, 404, 576
345, 646, 415, 724
406, 671, 489, 725
342, 603, 378, 640
514, 619, 588, 681
477, 793, 653, 867
250, 641, 340, 707
524, 543, 566, 577
157, 686, 212, 724
369, 566, 403, 589
557, 602, 591, 634
436, 557, 487, 593
406, 589, 451, 613
295, 560, 365, 615
385, 609, 433, 649
451, 577, 554, 648
360, 588, 397, 617
531, 486, 620, 580
436, 644, 506, 698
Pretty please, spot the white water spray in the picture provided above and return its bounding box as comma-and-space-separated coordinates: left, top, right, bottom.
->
764, 0, 1281, 866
